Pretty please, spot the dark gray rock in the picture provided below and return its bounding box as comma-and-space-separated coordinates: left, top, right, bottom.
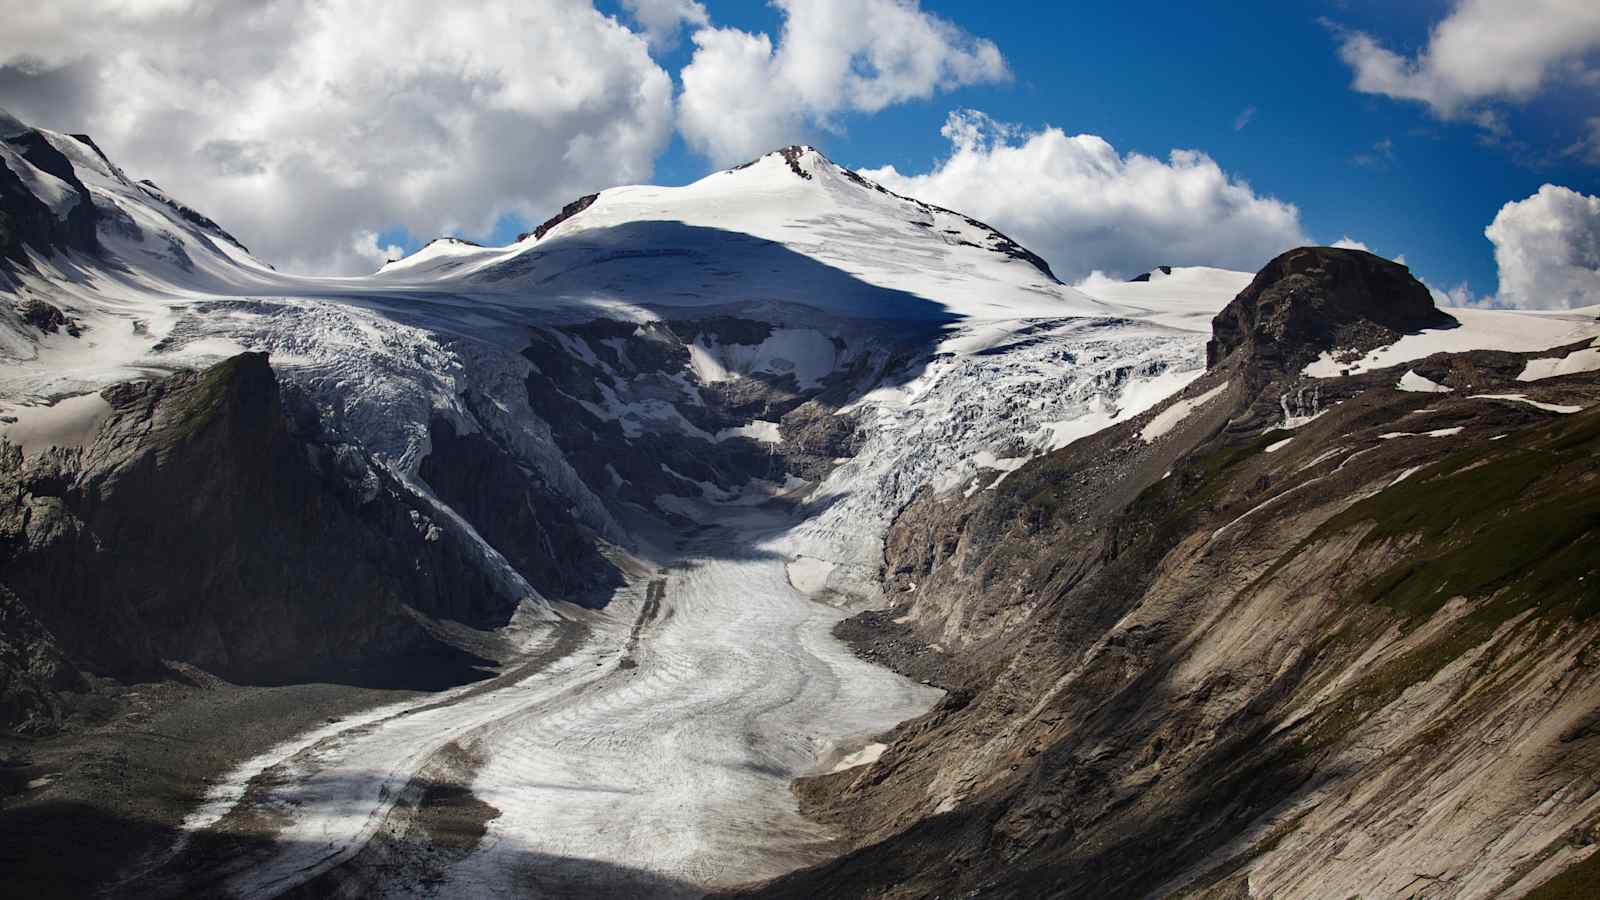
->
1206, 246, 1454, 372
0, 353, 519, 707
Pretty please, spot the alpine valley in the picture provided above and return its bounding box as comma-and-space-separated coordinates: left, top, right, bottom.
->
3, 107, 1600, 899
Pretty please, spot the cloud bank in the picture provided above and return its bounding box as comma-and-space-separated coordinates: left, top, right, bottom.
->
0, 0, 675, 274
859, 110, 1308, 283
677, 0, 1009, 165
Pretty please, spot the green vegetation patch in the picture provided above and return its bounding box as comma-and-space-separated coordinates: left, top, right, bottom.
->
1324, 415, 1600, 622
1290, 409, 1600, 751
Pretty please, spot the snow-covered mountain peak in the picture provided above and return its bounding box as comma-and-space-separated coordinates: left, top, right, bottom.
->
369, 142, 1116, 322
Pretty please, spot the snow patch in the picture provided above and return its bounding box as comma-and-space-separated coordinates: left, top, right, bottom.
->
1141, 382, 1228, 443
1264, 437, 1294, 453
1517, 340, 1600, 382
1304, 307, 1600, 378
1380, 427, 1464, 439
717, 420, 782, 444
829, 742, 888, 773
1397, 370, 1450, 393
0, 391, 111, 455
786, 556, 836, 594
1469, 393, 1583, 414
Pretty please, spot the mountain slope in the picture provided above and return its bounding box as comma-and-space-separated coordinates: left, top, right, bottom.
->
737, 248, 1600, 900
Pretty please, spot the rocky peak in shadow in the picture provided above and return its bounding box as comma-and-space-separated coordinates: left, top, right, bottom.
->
1206, 246, 1454, 374
0, 353, 544, 732
0, 123, 102, 264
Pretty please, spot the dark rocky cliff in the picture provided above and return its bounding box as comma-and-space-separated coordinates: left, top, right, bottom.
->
0, 353, 531, 731
733, 250, 1600, 899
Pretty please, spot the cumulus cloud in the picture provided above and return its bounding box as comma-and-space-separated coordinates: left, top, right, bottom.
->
1331, 0, 1600, 125
0, 0, 675, 274
350, 231, 407, 270
678, 0, 1009, 164
1329, 235, 1406, 265
859, 110, 1308, 282
623, 0, 710, 51
1429, 281, 1493, 308
1484, 184, 1600, 309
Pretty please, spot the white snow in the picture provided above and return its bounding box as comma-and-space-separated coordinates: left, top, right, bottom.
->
1380, 427, 1465, 439
1141, 382, 1228, 443
1469, 393, 1584, 414
690, 328, 841, 389
786, 556, 837, 594
0, 391, 111, 455
1304, 307, 1600, 378
1265, 437, 1294, 453
1390, 465, 1426, 486
1397, 369, 1451, 393
1076, 266, 1253, 333
1518, 339, 1600, 382
829, 742, 888, 773
717, 420, 783, 443
0, 142, 79, 218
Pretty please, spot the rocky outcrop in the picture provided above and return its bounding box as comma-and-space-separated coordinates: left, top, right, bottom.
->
516, 192, 598, 242
0, 127, 103, 270
1206, 246, 1453, 372
0, 353, 523, 722
13, 298, 80, 336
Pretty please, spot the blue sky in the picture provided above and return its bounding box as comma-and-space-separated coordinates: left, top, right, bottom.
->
5, 0, 1594, 299
568, 0, 1597, 301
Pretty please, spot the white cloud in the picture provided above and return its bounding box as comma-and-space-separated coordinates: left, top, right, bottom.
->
623, 0, 710, 51
859, 109, 1308, 282
1331, 0, 1600, 123
1233, 106, 1256, 131
1329, 235, 1406, 265
678, 0, 1009, 165
1484, 184, 1600, 309
349, 231, 407, 271
0, 0, 675, 274
1429, 281, 1493, 308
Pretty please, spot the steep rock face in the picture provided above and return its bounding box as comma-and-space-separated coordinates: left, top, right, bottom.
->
0, 584, 81, 734
419, 414, 621, 606
0, 128, 102, 263
1206, 246, 1453, 372
0, 353, 524, 715
740, 260, 1600, 899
